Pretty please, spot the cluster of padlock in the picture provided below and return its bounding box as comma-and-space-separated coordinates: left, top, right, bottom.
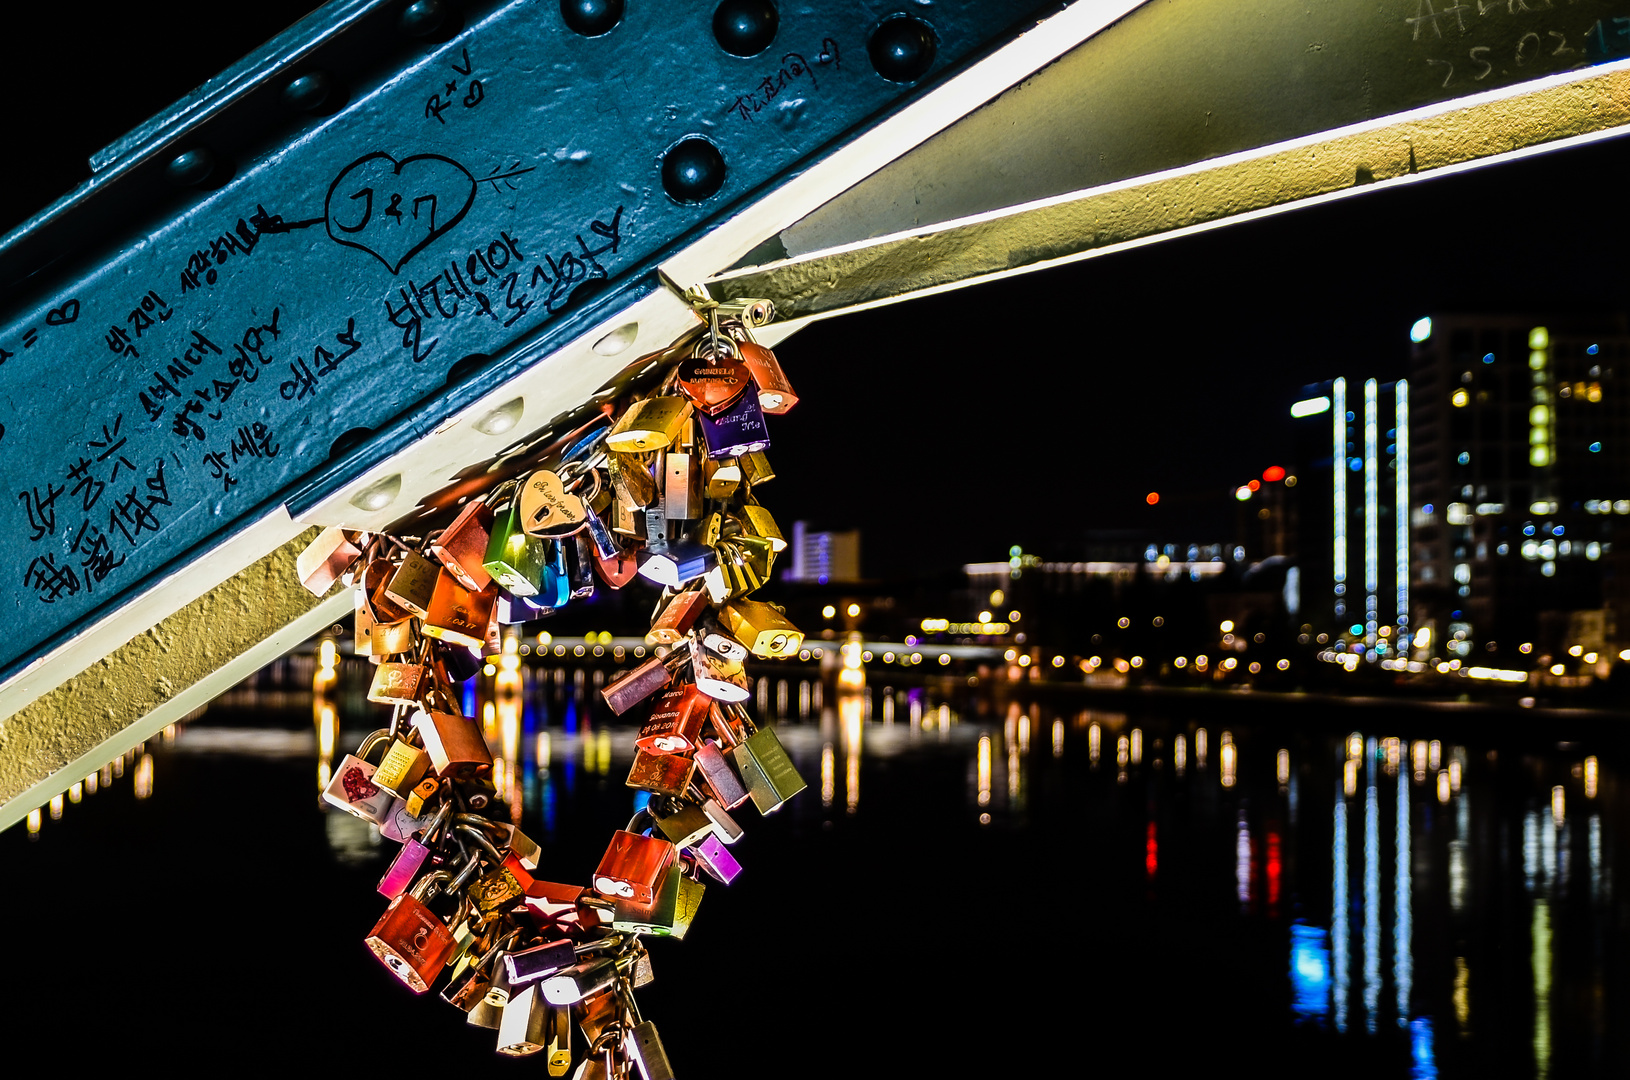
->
297, 295, 808, 1077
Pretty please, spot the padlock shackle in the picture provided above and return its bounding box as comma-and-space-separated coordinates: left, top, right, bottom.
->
454, 823, 505, 866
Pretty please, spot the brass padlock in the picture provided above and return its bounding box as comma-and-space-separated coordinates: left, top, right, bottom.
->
385, 550, 442, 618
368, 661, 426, 705
703, 458, 740, 500
739, 503, 786, 552
607, 450, 657, 509
738, 449, 774, 487
720, 598, 804, 658
732, 725, 807, 814
626, 748, 696, 798
354, 586, 376, 659
373, 733, 432, 797
605, 396, 693, 453
520, 470, 589, 539
691, 641, 750, 702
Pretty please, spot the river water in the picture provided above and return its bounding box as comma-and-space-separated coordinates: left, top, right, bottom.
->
5, 662, 1623, 1077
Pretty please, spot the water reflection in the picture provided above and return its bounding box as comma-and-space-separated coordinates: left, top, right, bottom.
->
21, 659, 1624, 1076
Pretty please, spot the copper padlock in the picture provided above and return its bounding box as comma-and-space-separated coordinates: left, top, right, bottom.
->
297, 526, 363, 595
636, 683, 710, 755
591, 831, 674, 906
412, 703, 494, 778
365, 871, 458, 993
422, 572, 497, 649
428, 500, 495, 592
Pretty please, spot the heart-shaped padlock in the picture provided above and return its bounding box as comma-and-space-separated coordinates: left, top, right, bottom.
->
519, 470, 588, 538
675, 339, 750, 416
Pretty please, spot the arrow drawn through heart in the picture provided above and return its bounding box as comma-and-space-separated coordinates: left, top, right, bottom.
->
324, 152, 481, 274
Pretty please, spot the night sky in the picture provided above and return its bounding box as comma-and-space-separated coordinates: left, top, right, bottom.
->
6, 1, 1630, 578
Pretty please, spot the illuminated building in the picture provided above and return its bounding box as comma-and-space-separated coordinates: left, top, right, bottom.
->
783, 522, 862, 584
1290, 378, 1409, 659
1406, 314, 1630, 659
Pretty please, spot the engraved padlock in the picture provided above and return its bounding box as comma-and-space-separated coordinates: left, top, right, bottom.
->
428, 498, 495, 592
520, 469, 591, 539
372, 731, 432, 797
384, 550, 442, 619
592, 830, 675, 905
422, 572, 498, 649
675, 335, 751, 416
368, 660, 426, 706
321, 729, 399, 823
364, 870, 458, 993
697, 386, 769, 460
732, 724, 807, 814
635, 683, 710, 756
626, 747, 697, 798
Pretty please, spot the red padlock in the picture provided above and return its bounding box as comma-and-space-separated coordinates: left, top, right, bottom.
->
365, 871, 458, 993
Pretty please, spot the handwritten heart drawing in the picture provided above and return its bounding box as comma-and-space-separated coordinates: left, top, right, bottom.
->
324, 152, 476, 274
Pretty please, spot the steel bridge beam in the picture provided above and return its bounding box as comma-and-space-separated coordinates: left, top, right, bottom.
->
4, 0, 1629, 829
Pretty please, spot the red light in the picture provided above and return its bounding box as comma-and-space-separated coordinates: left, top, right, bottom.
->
1247, 480, 1261, 491
1263, 465, 1286, 482
1145, 492, 1159, 505
1146, 821, 1158, 880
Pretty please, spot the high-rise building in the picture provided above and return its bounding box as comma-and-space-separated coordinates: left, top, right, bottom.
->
1406, 314, 1630, 659
783, 522, 862, 584
1290, 378, 1409, 661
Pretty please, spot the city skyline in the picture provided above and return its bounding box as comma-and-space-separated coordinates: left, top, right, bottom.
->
5, 3, 1630, 582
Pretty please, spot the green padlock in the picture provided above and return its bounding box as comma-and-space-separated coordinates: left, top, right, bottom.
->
483, 496, 550, 597
732, 725, 806, 815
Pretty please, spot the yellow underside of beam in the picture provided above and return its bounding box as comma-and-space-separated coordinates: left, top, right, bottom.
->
713, 62, 1630, 319
0, 528, 351, 831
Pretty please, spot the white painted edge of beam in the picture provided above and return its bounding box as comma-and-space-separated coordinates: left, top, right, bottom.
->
658, 0, 1150, 285
708, 55, 1630, 310
0, 588, 351, 834
0, 506, 310, 723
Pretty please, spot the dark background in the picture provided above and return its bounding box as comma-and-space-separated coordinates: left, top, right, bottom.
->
6, 1, 1630, 578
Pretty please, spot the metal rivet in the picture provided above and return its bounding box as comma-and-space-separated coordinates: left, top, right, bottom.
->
473, 397, 525, 436
593, 322, 639, 356
713, 0, 777, 57
868, 16, 937, 83
661, 137, 726, 204
350, 473, 402, 513
282, 72, 333, 114
399, 0, 449, 39
166, 148, 217, 188
560, 0, 623, 37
